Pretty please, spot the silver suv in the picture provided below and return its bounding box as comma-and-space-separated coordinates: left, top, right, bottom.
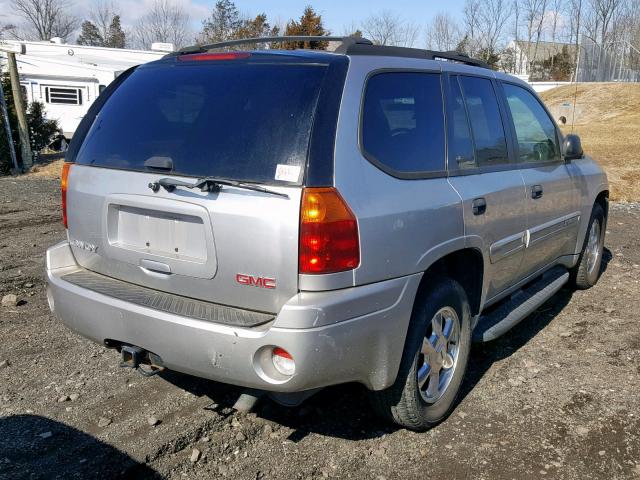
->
46, 37, 608, 430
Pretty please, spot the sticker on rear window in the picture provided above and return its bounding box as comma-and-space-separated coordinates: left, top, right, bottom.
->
275, 164, 301, 182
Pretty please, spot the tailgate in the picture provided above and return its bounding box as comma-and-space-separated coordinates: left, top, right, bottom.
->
62, 58, 337, 314
67, 165, 301, 314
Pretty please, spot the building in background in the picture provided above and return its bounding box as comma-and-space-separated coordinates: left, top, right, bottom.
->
503, 40, 578, 81
0, 38, 172, 140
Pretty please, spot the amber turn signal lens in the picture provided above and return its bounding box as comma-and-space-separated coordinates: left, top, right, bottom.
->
61, 162, 72, 229
299, 188, 359, 274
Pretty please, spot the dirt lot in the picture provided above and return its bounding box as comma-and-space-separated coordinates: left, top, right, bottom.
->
0, 175, 639, 480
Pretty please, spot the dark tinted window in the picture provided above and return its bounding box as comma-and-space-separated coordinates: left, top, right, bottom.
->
458, 76, 509, 167
76, 63, 328, 184
503, 83, 560, 163
446, 76, 475, 170
362, 72, 445, 175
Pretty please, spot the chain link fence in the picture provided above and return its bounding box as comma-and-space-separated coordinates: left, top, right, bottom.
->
576, 35, 640, 82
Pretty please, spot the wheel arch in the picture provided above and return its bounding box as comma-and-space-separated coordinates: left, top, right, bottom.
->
415, 248, 484, 317
594, 189, 609, 223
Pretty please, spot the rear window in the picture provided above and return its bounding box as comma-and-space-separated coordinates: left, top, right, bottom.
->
76, 62, 329, 184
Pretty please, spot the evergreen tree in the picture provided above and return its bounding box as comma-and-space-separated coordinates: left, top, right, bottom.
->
106, 15, 126, 48
236, 13, 279, 41
199, 0, 242, 44
77, 14, 126, 48
27, 102, 60, 154
77, 20, 103, 46
1, 73, 61, 174
477, 47, 500, 69
284, 6, 329, 50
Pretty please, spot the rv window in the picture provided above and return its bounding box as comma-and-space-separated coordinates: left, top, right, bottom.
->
44, 86, 83, 105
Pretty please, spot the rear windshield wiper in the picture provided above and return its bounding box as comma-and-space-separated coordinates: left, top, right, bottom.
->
149, 177, 289, 199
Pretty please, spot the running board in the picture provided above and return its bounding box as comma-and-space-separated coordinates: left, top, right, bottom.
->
473, 266, 569, 342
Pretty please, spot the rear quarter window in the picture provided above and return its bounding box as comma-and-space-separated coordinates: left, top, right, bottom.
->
361, 72, 445, 177
76, 62, 329, 185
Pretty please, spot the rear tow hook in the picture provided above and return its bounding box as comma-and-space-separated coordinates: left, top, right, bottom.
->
120, 345, 165, 377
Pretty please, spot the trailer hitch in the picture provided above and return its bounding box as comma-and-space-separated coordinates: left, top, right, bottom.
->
120, 345, 165, 377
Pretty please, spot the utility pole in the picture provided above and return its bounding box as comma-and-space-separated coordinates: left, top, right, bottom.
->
0, 74, 19, 174
6, 51, 32, 171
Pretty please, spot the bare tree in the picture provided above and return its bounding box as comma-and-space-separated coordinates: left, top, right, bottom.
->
531, 0, 548, 65
462, 0, 512, 62
425, 12, 462, 51
549, 0, 564, 42
481, 0, 513, 55
462, 0, 481, 54
89, 1, 119, 44
564, 0, 586, 80
518, 0, 546, 71
0, 20, 16, 39
11, 0, 79, 41
585, 0, 625, 46
132, 0, 190, 50
362, 11, 420, 47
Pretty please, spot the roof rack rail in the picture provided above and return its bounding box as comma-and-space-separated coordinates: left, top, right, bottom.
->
335, 42, 491, 69
178, 36, 373, 55
428, 50, 490, 68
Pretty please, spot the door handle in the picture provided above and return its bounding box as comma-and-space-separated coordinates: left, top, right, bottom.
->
531, 185, 543, 199
472, 197, 487, 216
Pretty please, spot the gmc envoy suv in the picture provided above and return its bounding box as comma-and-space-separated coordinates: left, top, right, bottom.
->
46, 36, 608, 430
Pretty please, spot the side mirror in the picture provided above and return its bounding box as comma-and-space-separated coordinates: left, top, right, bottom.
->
563, 134, 584, 161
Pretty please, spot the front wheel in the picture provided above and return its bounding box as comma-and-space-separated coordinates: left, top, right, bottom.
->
369, 278, 471, 431
571, 203, 606, 289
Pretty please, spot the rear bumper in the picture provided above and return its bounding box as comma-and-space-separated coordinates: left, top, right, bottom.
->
46, 241, 421, 392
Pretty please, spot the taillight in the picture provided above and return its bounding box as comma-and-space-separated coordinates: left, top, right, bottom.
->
61, 162, 71, 229
299, 187, 359, 274
178, 52, 251, 62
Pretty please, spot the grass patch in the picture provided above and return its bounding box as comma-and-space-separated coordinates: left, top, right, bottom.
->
541, 83, 640, 202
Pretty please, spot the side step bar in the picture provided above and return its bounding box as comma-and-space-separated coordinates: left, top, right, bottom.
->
473, 266, 569, 342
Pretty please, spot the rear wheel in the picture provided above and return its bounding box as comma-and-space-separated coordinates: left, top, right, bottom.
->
571, 203, 606, 289
369, 278, 471, 431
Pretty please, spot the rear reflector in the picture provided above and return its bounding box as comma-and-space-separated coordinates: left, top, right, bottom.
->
178, 52, 251, 62
61, 162, 72, 229
272, 347, 295, 376
299, 188, 360, 274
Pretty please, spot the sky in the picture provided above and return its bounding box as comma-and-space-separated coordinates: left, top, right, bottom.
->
225, 0, 468, 33
0, 0, 468, 43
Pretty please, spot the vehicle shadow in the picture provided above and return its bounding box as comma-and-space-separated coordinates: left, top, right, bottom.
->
162, 249, 613, 442
0, 414, 161, 480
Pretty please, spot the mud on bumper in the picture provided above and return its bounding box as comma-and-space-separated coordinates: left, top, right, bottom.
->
46, 241, 421, 392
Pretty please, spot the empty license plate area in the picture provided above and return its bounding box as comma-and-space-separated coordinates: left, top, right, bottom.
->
113, 205, 206, 262
102, 194, 217, 279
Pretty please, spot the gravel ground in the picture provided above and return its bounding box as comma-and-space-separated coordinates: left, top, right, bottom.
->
0, 176, 639, 480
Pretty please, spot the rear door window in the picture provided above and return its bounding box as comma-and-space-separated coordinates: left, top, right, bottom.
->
457, 76, 509, 168
503, 83, 561, 163
361, 72, 445, 176
76, 62, 329, 185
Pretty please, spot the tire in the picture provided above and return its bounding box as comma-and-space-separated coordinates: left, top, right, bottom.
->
570, 203, 606, 289
369, 278, 471, 431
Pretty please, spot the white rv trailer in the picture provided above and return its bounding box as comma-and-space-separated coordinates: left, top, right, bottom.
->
0, 39, 170, 139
